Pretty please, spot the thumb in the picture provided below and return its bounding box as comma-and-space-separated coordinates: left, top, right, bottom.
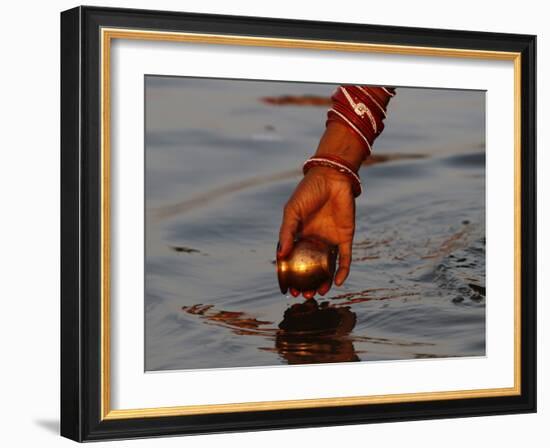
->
278, 205, 300, 257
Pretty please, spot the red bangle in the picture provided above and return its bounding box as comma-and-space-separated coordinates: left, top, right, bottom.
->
303, 156, 362, 197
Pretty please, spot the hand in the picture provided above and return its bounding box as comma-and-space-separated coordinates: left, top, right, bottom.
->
277, 121, 365, 299
278, 165, 356, 299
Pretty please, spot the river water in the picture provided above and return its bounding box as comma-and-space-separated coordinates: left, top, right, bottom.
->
145, 76, 486, 371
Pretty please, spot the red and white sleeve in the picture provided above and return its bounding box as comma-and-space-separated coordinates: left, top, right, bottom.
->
326, 85, 395, 158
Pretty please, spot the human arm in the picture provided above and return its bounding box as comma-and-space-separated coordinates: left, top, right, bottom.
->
277, 85, 395, 299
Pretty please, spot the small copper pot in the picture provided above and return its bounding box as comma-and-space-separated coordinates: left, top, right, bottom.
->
276, 236, 338, 294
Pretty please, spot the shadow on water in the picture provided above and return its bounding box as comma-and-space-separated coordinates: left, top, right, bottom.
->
181, 299, 359, 365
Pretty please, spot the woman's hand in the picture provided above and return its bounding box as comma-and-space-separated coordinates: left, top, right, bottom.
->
277, 121, 366, 299
278, 166, 356, 298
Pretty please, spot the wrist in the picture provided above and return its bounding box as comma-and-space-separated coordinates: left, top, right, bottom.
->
305, 167, 355, 198
305, 166, 353, 185
303, 158, 362, 197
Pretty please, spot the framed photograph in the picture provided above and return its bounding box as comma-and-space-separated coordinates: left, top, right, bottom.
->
60, 6, 536, 441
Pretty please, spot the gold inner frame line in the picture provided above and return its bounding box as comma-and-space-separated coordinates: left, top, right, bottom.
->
100, 27, 522, 421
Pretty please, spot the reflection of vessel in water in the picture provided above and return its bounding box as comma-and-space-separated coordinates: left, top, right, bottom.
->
181, 299, 358, 365
276, 299, 358, 364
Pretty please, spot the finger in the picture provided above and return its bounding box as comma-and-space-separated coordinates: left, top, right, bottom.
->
303, 290, 315, 300
290, 288, 300, 297
278, 205, 300, 258
335, 242, 352, 286
317, 281, 331, 296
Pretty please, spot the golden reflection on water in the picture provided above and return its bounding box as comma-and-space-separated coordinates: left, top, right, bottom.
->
181, 299, 359, 365
179, 287, 451, 366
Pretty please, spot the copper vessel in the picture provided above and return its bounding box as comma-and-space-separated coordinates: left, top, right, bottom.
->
276, 236, 338, 294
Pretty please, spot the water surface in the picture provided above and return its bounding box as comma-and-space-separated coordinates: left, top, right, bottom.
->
145, 77, 486, 371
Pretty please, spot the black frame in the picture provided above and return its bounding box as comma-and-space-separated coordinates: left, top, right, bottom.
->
61, 5, 536, 442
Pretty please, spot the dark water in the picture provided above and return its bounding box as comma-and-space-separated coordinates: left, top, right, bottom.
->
145, 77, 486, 371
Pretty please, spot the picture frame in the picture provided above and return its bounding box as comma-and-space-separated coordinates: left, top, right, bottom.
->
60, 5, 536, 442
